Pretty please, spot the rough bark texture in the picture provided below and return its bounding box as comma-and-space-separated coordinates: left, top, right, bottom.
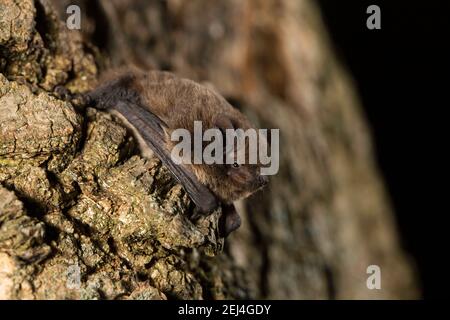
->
0, 0, 418, 299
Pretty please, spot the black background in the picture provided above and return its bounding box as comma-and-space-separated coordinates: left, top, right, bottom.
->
317, 0, 449, 298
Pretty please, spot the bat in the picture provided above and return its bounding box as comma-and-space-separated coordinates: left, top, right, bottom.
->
85, 68, 269, 236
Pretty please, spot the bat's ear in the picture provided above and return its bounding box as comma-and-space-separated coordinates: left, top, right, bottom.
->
214, 114, 236, 156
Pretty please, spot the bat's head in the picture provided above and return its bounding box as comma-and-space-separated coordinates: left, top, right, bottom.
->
191, 112, 270, 203
214, 159, 269, 202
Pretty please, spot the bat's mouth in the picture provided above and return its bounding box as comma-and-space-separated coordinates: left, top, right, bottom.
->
252, 175, 269, 192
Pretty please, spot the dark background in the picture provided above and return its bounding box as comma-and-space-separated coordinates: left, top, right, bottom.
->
317, 0, 449, 298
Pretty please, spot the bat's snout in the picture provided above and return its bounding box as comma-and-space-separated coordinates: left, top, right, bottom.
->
258, 175, 269, 187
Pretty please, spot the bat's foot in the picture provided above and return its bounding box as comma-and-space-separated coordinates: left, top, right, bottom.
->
54, 85, 72, 100
190, 203, 241, 237
54, 85, 92, 109
219, 204, 241, 238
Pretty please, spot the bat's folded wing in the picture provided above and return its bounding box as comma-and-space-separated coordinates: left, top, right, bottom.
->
114, 101, 218, 214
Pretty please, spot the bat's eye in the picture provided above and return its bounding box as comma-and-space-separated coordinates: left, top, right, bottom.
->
232, 162, 240, 168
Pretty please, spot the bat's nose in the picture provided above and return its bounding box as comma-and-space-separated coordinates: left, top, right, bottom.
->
258, 175, 269, 187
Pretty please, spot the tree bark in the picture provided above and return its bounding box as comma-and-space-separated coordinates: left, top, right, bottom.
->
0, 0, 418, 299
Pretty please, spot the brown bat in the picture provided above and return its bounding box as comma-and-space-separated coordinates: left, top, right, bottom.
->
86, 68, 268, 236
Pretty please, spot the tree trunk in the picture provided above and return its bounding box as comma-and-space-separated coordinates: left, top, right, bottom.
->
0, 0, 418, 299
